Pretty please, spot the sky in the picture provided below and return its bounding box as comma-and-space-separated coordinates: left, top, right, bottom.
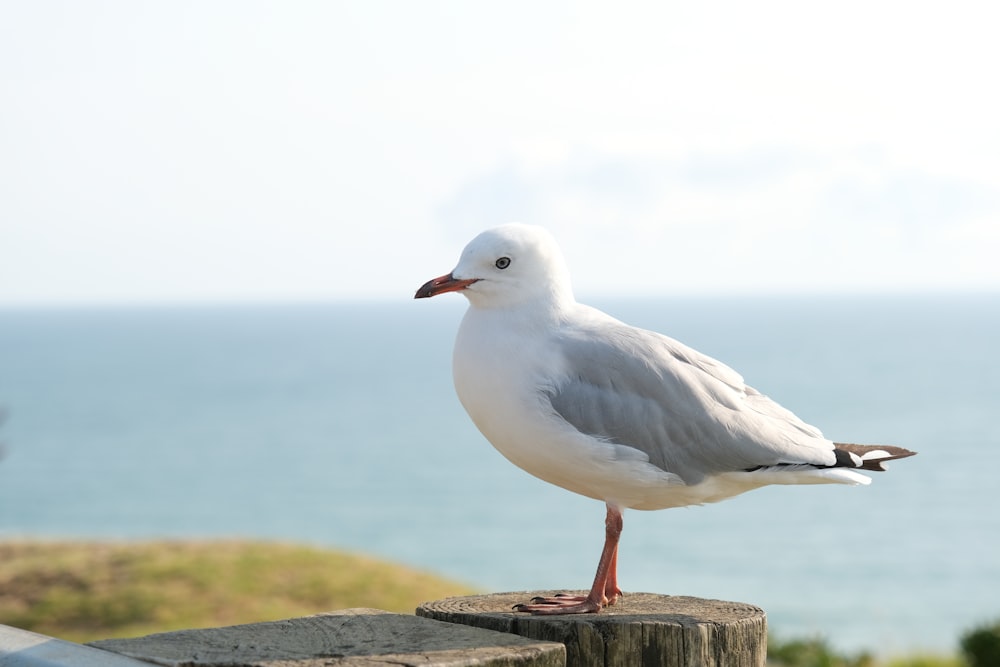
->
2, 1, 999, 306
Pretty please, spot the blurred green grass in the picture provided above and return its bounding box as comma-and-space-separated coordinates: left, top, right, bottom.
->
0, 539, 476, 643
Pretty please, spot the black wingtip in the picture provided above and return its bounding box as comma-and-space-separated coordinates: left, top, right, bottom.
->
833, 443, 917, 471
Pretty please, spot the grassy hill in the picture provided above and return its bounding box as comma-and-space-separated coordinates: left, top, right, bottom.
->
0, 540, 476, 643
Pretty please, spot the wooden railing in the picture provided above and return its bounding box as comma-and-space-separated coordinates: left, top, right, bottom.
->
0, 592, 766, 666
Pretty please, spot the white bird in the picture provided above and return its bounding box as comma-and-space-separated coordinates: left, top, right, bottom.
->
415, 223, 915, 615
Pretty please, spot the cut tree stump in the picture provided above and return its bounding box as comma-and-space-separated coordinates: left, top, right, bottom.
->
417, 592, 766, 667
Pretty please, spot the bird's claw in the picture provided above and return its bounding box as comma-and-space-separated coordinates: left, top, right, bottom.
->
513, 594, 603, 615
527, 594, 579, 604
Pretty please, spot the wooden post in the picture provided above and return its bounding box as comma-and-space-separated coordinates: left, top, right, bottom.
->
417, 592, 766, 667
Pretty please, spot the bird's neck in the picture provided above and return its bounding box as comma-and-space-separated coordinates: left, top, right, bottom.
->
466, 294, 576, 330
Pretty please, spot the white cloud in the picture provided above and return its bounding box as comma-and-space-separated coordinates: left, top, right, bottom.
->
434, 140, 1000, 295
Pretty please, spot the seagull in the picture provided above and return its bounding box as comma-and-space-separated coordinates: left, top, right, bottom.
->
414, 223, 915, 615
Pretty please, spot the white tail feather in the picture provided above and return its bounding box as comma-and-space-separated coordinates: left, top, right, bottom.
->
746, 466, 872, 486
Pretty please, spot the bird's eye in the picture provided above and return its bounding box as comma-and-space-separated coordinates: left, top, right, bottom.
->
495, 257, 511, 270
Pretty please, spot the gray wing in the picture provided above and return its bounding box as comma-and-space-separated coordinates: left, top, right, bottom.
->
547, 315, 836, 485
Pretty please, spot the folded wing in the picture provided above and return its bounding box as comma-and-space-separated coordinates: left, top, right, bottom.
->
547, 314, 877, 485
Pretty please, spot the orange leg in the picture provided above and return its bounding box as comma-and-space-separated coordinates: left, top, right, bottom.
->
514, 504, 624, 615
604, 537, 622, 605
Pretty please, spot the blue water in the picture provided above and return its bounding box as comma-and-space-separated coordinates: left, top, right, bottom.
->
1, 294, 997, 656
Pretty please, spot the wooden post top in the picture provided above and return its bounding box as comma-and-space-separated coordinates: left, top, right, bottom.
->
417, 592, 767, 667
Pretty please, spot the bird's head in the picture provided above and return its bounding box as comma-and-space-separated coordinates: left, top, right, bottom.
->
414, 223, 574, 310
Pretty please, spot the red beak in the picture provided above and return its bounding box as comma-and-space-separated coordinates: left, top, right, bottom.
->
414, 273, 479, 299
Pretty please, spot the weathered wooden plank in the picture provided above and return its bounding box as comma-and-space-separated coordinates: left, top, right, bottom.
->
417, 592, 766, 667
89, 608, 565, 667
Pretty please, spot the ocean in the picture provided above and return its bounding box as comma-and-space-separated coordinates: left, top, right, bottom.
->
0, 294, 997, 656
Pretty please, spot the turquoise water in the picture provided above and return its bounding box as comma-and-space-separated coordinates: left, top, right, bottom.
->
0, 294, 997, 655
